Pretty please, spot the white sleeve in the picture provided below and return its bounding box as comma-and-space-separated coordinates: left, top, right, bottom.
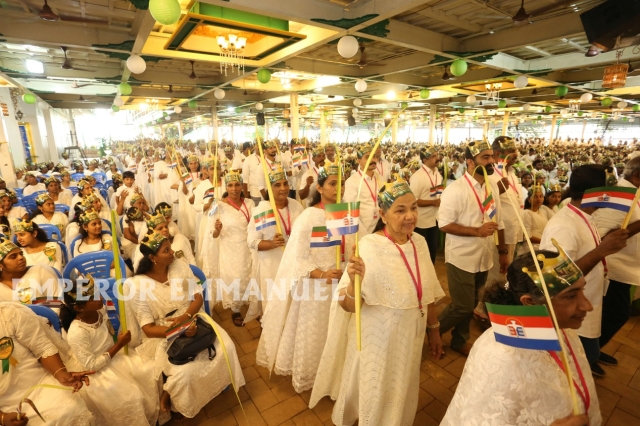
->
342, 177, 357, 202
242, 157, 251, 184
523, 211, 533, 239
540, 220, 578, 257
4, 304, 59, 359
66, 323, 111, 371
438, 185, 463, 228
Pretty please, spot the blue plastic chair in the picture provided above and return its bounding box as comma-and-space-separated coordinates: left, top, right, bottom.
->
21, 198, 37, 215
69, 231, 112, 256
68, 186, 79, 196
92, 173, 107, 185
189, 264, 211, 315
71, 173, 86, 182
38, 223, 62, 241
105, 180, 113, 188
99, 188, 108, 201
54, 204, 70, 215
13, 187, 23, 197
101, 219, 112, 230
27, 305, 62, 333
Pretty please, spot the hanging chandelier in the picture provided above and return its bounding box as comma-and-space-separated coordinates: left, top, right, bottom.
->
485, 83, 502, 102
602, 50, 628, 89
569, 99, 580, 112
217, 34, 247, 76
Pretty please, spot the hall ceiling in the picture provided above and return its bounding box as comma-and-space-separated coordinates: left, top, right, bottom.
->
1, 0, 640, 125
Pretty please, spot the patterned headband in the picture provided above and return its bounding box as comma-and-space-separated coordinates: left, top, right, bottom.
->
378, 177, 413, 210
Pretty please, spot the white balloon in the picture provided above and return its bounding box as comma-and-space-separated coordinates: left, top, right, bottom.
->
560, 108, 569, 116
173, 106, 182, 114
617, 101, 628, 109
337, 36, 359, 59
165, 116, 170, 121
580, 93, 593, 103
353, 98, 362, 107
630, 118, 636, 122
214, 89, 225, 99
590, 111, 598, 118
352, 108, 358, 114
37, 101, 48, 110
466, 95, 476, 104
514, 75, 529, 89
522, 103, 531, 111
126, 54, 146, 74
113, 97, 124, 107
255, 102, 263, 111
355, 79, 367, 93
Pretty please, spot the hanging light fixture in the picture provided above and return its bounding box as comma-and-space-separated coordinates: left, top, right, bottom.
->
602, 50, 629, 89
569, 99, 580, 113
485, 82, 502, 102
585, 46, 600, 57
217, 33, 247, 76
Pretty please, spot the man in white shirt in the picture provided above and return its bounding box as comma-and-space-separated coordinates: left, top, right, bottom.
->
242, 144, 264, 205
343, 144, 382, 237
255, 140, 289, 200
374, 147, 391, 183
593, 159, 640, 370
410, 147, 442, 264
280, 140, 299, 199
437, 140, 509, 356
298, 147, 325, 206
540, 164, 628, 376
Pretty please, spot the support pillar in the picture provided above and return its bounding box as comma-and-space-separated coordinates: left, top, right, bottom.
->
411, 122, 416, 143
177, 121, 183, 140
290, 93, 299, 140
211, 106, 219, 143
429, 104, 436, 146
502, 111, 510, 135
444, 119, 451, 145
392, 118, 398, 144
581, 119, 587, 142
549, 116, 557, 144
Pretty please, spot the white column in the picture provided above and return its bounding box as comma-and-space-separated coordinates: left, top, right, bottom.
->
502, 111, 510, 135
290, 93, 299, 140
549, 116, 557, 144
211, 106, 219, 142
581, 119, 587, 142
177, 121, 183, 140
444, 119, 451, 145
411, 122, 416, 142
40, 106, 59, 163
392, 118, 398, 144
231, 123, 235, 145
483, 121, 489, 140
429, 104, 436, 146
0, 116, 17, 188
320, 113, 327, 145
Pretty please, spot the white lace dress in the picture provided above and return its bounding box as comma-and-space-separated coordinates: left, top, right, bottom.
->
22, 242, 63, 273
32, 212, 69, 234
256, 206, 354, 393
245, 199, 304, 322
310, 233, 444, 426
441, 329, 602, 426
0, 303, 94, 425
125, 260, 245, 418
0, 265, 61, 303
177, 175, 200, 240
67, 308, 160, 426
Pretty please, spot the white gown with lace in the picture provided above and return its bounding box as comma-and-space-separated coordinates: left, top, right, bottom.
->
66, 308, 160, 426
0, 303, 94, 426
125, 260, 245, 418
309, 233, 444, 426
440, 328, 602, 426
256, 206, 354, 393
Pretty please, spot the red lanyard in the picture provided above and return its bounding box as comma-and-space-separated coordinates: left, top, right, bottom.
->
358, 170, 378, 204
382, 228, 424, 316
377, 161, 384, 177
566, 204, 606, 270
495, 167, 521, 200
227, 198, 249, 223
255, 154, 261, 165
548, 331, 591, 412
422, 165, 438, 189
463, 174, 487, 219
313, 167, 319, 177
277, 206, 291, 236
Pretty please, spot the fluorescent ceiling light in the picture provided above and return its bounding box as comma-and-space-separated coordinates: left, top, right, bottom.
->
5, 43, 49, 53
26, 59, 44, 74
227, 106, 234, 112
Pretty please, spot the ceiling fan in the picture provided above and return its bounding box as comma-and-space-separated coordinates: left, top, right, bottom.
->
187, 61, 217, 79
60, 47, 96, 72
347, 45, 387, 69
71, 80, 95, 88
167, 85, 191, 94
37, 0, 108, 23
512, 0, 578, 24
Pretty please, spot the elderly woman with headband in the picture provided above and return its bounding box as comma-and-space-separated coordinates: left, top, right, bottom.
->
310, 176, 444, 426
0, 190, 28, 227
442, 243, 599, 426
31, 193, 69, 235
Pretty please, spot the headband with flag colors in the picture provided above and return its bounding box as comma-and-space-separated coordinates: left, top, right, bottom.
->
310, 226, 341, 248
326, 202, 360, 237
522, 238, 584, 297
254, 210, 276, 231
486, 303, 561, 351
580, 186, 636, 212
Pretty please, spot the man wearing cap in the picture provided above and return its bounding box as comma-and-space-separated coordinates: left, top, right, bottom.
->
344, 144, 382, 237
298, 147, 326, 206
540, 164, 629, 376
255, 140, 287, 201
437, 140, 509, 356
409, 147, 442, 264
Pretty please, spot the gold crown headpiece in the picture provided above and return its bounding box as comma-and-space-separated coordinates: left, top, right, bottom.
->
141, 229, 167, 252
126, 206, 143, 221
269, 166, 287, 184
0, 235, 19, 262
81, 193, 99, 209
311, 146, 325, 157
187, 154, 199, 163
522, 238, 583, 296
35, 193, 52, 206
224, 171, 243, 184
79, 208, 100, 225
59, 169, 70, 176
262, 139, 276, 149
467, 140, 492, 158
77, 179, 91, 190
43, 176, 60, 186
407, 160, 421, 172
146, 211, 167, 229
130, 193, 144, 206
548, 183, 563, 193
13, 218, 34, 233
67, 274, 96, 303
497, 136, 516, 150
357, 144, 373, 159
378, 176, 413, 210
156, 204, 172, 217
420, 147, 438, 159
202, 156, 217, 168
318, 159, 340, 181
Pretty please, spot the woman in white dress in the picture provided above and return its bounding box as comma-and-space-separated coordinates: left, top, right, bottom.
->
121, 206, 147, 261
44, 176, 73, 208
14, 220, 63, 273
310, 177, 445, 426
542, 182, 564, 217
154, 202, 180, 237
256, 160, 353, 393
441, 246, 600, 426
194, 160, 224, 268
60, 278, 159, 426
202, 171, 255, 326
177, 155, 200, 240
126, 231, 245, 421
31, 193, 69, 235
151, 152, 179, 208
59, 170, 77, 192
0, 303, 94, 426
22, 172, 45, 197
69, 179, 93, 221
72, 209, 111, 257
1, 190, 28, 226
522, 185, 552, 253
246, 167, 304, 322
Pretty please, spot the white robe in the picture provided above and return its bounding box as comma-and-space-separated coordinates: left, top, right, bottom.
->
32, 212, 69, 235
22, 242, 63, 274
177, 174, 200, 240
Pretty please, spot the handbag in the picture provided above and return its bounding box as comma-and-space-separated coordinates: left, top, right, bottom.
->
167, 317, 217, 365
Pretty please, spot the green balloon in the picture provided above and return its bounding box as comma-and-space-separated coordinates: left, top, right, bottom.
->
257, 69, 272, 84
537, 115, 542, 120
555, 86, 569, 97
111, 105, 120, 112
450, 59, 467, 77
633, 104, 640, 112
119, 83, 132, 96
149, 0, 181, 25
577, 111, 584, 117
601, 98, 612, 107
163, 112, 168, 117
309, 104, 315, 112
235, 107, 242, 114
419, 89, 430, 99
458, 108, 465, 113
188, 100, 197, 108
498, 99, 507, 108
157, 118, 162, 123
324, 110, 329, 117
545, 106, 553, 113
603, 114, 609, 119
22, 93, 36, 104
623, 117, 629, 122
400, 102, 408, 109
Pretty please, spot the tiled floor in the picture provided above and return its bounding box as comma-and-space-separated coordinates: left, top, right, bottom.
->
166, 259, 640, 426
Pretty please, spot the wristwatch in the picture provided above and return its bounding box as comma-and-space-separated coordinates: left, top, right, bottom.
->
498, 249, 508, 255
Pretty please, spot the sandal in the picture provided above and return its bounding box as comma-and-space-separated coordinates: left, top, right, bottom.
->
231, 312, 245, 327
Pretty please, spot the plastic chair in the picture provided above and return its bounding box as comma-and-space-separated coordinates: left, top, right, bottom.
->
13, 187, 23, 197
105, 180, 113, 188
101, 218, 112, 230
71, 173, 85, 182
27, 305, 62, 333
99, 188, 108, 201
38, 223, 63, 241
92, 172, 107, 185
68, 186, 79, 196
54, 204, 70, 215
21, 198, 37, 215
189, 264, 211, 315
